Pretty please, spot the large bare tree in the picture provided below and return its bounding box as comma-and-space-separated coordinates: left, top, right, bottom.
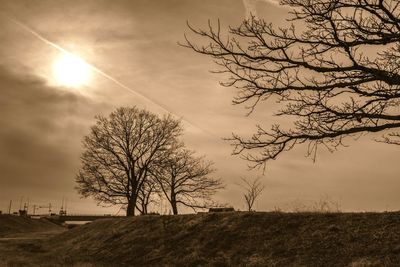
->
184, 0, 400, 167
75, 107, 182, 216
154, 149, 223, 214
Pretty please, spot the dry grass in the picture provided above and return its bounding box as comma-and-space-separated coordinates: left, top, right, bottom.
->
1, 212, 400, 266
0, 215, 65, 266
47, 212, 400, 266
0, 215, 62, 237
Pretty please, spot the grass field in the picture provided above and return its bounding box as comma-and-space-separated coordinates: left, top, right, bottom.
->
0, 212, 400, 266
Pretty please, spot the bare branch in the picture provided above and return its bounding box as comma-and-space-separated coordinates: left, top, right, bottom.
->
184, 0, 400, 168
239, 176, 265, 211
153, 148, 224, 214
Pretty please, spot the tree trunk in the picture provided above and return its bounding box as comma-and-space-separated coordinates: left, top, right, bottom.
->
141, 201, 147, 215
171, 193, 178, 215
126, 200, 135, 216
126, 193, 137, 216
126, 181, 139, 216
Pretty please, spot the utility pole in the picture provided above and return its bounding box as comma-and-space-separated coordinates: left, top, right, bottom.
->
60, 197, 68, 215
8, 200, 12, 214
23, 201, 29, 214
19, 196, 23, 211
60, 197, 65, 215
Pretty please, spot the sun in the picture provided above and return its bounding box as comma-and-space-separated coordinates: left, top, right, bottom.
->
52, 53, 91, 87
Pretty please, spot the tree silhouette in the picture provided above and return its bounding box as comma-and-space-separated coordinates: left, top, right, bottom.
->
154, 148, 223, 214
240, 177, 265, 211
184, 0, 400, 167
75, 107, 181, 216
136, 177, 160, 215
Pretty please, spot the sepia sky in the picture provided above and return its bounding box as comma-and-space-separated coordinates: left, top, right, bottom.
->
0, 0, 399, 214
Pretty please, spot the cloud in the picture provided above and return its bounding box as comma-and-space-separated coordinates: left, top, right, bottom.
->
242, 0, 283, 19
243, 0, 258, 19
0, 65, 103, 201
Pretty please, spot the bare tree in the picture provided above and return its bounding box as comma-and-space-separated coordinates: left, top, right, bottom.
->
75, 107, 182, 216
184, 0, 400, 167
154, 149, 223, 214
136, 177, 160, 215
240, 177, 265, 211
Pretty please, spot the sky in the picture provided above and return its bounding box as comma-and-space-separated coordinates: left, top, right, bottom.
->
0, 0, 399, 215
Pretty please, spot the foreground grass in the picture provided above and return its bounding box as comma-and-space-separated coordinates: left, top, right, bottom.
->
1, 212, 400, 266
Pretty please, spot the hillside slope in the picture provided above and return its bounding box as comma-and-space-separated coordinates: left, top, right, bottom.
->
46, 212, 400, 266
0, 215, 63, 237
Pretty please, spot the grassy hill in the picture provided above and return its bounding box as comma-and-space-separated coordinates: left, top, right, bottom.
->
43, 211, 400, 266
0, 215, 63, 237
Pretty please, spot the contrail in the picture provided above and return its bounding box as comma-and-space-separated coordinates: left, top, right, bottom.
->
7, 16, 215, 137
8, 17, 170, 113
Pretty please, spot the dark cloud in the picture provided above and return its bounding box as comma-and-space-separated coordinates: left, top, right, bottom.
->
0, 66, 101, 202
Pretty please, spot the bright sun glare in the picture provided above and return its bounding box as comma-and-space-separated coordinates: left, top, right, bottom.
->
53, 53, 91, 87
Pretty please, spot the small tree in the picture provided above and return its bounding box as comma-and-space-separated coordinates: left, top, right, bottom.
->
136, 177, 160, 215
184, 0, 400, 167
240, 177, 265, 211
154, 149, 223, 214
75, 107, 181, 216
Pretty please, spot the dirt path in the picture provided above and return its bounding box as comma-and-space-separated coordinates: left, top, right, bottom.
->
0, 229, 64, 240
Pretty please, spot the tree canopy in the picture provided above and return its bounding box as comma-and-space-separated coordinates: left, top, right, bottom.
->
154, 148, 223, 214
75, 107, 182, 216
